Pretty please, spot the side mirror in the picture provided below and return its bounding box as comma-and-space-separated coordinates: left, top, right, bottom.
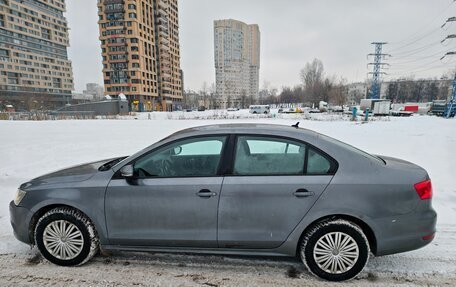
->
173, 146, 182, 155
120, 165, 134, 178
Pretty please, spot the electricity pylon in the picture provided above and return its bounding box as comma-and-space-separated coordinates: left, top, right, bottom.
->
367, 42, 390, 99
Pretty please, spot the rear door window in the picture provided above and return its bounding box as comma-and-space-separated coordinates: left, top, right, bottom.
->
233, 136, 306, 175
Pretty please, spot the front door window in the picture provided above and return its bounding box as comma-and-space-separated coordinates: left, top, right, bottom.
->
134, 136, 227, 177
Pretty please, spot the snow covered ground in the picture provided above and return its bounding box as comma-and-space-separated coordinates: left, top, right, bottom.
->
0, 115, 455, 286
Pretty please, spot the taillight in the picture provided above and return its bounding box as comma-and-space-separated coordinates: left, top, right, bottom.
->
414, 179, 433, 200
422, 232, 435, 241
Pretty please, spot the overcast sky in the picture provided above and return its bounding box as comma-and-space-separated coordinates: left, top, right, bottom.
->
66, 0, 456, 93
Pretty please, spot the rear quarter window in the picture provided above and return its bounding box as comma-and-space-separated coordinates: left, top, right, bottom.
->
307, 148, 332, 174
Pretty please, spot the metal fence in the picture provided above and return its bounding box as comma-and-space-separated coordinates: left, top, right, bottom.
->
0, 111, 97, 121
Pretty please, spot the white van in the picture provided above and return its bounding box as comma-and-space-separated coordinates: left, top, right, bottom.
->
249, 105, 270, 114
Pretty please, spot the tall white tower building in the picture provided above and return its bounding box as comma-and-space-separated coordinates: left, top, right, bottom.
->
214, 19, 260, 109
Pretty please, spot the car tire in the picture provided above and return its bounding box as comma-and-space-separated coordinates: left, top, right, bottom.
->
34, 207, 99, 266
300, 219, 370, 281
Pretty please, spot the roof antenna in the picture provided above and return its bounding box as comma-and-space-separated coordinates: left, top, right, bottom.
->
292, 122, 300, 128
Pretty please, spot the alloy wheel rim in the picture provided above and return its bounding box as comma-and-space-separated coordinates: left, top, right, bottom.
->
313, 232, 359, 274
43, 220, 84, 260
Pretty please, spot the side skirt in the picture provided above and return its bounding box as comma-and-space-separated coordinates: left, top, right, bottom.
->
101, 245, 293, 258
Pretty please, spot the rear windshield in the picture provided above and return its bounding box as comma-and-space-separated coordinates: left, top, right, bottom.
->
318, 134, 385, 164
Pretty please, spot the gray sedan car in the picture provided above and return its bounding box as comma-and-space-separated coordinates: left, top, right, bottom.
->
10, 124, 436, 281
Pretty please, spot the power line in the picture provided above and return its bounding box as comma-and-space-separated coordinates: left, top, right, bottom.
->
388, 59, 456, 75
385, 4, 456, 81
388, 41, 443, 58
388, 1, 455, 48
388, 27, 442, 53
386, 64, 455, 77
389, 49, 454, 66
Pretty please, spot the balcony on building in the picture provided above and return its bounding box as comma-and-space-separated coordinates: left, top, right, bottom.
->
159, 36, 170, 46
158, 25, 169, 37
160, 57, 171, 65
158, 0, 169, 10
161, 65, 171, 72
160, 49, 171, 57
161, 71, 172, 79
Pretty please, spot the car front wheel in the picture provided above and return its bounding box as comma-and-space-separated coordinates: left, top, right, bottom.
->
300, 219, 370, 281
34, 207, 99, 266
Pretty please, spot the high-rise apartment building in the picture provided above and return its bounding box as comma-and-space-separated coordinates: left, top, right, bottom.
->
0, 0, 74, 110
98, 0, 182, 112
214, 19, 260, 109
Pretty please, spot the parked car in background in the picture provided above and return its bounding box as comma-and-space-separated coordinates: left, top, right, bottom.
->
278, 108, 295, 114
10, 124, 436, 281
249, 105, 270, 114
308, 108, 321, 113
329, 105, 344, 113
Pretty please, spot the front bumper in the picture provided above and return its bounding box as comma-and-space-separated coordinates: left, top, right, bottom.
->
374, 208, 437, 256
9, 201, 32, 245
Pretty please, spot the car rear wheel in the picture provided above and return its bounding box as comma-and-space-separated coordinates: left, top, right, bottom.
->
34, 207, 99, 266
300, 219, 370, 281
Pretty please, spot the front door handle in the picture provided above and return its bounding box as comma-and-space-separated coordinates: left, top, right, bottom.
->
197, 189, 217, 198
293, 188, 315, 197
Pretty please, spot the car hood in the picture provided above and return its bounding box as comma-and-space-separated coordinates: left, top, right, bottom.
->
27, 157, 122, 186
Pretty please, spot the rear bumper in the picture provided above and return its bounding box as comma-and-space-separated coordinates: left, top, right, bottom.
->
374, 208, 437, 256
9, 201, 32, 245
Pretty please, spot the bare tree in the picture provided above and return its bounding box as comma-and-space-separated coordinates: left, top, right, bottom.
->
240, 89, 247, 109
300, 58, 325, 104
329, 78, 348, 105
200, 82, 208, 108
209, 82, 216, 109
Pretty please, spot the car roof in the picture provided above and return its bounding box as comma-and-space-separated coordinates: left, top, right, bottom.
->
168, 123, 318, 138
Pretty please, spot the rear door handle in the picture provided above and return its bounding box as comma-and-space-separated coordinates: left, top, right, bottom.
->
293, 188, 315, 197
197, 189, 217, 198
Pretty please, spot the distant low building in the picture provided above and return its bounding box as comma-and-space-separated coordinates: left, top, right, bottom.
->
72, 92, 95, 103
83, 83, 104, 100
183, 90, 210, 110
380, 79, 452, 103
346, 82, 368, 105
56, 98, 129, 116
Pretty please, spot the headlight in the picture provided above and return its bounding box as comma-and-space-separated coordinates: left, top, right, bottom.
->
14, 189, 26, 206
